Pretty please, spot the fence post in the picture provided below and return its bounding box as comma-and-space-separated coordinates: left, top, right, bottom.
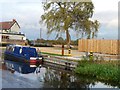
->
62, 44, 64, 56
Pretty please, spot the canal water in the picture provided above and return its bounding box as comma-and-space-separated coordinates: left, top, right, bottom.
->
1, 63, 119, 89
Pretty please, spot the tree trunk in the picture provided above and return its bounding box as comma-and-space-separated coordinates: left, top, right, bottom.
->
66, 29, 71, 48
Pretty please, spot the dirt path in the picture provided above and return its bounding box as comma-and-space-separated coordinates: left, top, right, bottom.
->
35, 47, 85, 57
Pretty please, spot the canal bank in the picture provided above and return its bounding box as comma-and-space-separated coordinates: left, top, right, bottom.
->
75, 60, 120, 88
36, 47, 119, 60
1, 47, 120, 89
41, 54, 120, 89
44, 59, 120, 89
1, 64, 119, 89
1, 60, 120, 89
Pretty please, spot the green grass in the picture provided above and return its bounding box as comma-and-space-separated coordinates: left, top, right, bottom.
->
40, 52, 68, 56
75, 60, 120, 85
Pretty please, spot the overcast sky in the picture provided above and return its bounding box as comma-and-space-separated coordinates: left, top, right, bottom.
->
0, 0, 119, 40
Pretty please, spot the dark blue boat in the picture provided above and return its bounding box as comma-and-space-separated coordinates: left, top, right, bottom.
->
4, 45, 44, 74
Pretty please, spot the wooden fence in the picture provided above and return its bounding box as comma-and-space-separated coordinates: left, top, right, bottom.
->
78, 39, 120, 55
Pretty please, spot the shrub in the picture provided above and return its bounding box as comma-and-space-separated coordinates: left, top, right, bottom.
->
75, 60, 119, 83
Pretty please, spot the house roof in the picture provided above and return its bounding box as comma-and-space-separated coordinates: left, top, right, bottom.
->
0, 19, 20, 30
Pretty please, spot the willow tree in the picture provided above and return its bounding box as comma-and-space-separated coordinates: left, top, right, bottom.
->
41, 2, 99, 47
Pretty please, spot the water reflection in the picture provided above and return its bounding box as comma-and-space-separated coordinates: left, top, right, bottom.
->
2, 61, 119, 89
41, 67, 118, 89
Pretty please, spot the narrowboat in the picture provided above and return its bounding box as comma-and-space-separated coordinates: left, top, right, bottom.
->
4, 45, 44, 74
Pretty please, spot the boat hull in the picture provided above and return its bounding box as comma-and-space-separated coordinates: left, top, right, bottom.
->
4, 51, 43, 74
4, 60, 36, 74
4, 51, 26, 63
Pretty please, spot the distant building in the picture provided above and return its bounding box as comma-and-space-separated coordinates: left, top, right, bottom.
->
0, 19, 27, 45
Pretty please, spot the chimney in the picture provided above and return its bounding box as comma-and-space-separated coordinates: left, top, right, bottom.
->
13, 19, 16, 22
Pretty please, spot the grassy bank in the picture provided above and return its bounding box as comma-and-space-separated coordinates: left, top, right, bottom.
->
75, 60, 120, 86
41, 52, 68, 56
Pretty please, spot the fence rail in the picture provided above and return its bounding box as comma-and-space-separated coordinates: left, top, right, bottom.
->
78, 39, 119, 55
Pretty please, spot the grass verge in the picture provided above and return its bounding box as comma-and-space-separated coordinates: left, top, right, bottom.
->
74, 60, 120, 86
41, 52, 68, 56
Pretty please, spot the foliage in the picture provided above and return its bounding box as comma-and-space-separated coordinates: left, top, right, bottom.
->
41, 52, 68, 56
75, 60, 120, 85
26, 39, 31, 45
57, 37, 64, 41
30, 39, 78, 45
41, 2, 100, 47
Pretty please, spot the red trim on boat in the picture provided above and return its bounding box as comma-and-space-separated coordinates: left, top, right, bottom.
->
30, 60, 37, 65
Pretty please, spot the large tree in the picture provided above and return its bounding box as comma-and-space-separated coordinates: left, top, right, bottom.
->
41, 2, 99, 47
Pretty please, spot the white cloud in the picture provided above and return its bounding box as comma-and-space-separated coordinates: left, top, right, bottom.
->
92, 0, 118, 30
92, 0, 119, 12
0, 0, 119, 40
1, 2, 44, 28
0, 0, 43, 3
106, 19, 118, 29
92, 11, 118, 30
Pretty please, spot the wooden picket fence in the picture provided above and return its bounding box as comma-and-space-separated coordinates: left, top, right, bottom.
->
78, 39, 119, 55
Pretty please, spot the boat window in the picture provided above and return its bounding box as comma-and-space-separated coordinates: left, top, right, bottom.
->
7, 46, 13, 52
12, 47, 14, 52
13, 47, 21, 54
20, 48, 22, 54
6, 46, 9, 51
29, 48, 38, 57
21, 47, 28, 56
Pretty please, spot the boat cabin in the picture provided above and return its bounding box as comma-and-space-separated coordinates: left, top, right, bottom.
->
4, 45, 43, 74
6, 45, 39, 60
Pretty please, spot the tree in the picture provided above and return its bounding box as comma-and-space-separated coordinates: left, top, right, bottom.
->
57, 37, 64, 41
26, 39, 31, 45
41, 2, 100, 47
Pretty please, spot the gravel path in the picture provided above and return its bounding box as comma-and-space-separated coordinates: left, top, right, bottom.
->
35, 47, 85, 57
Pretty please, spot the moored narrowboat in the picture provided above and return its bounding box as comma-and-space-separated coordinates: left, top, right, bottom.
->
4, 45, 44, 74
